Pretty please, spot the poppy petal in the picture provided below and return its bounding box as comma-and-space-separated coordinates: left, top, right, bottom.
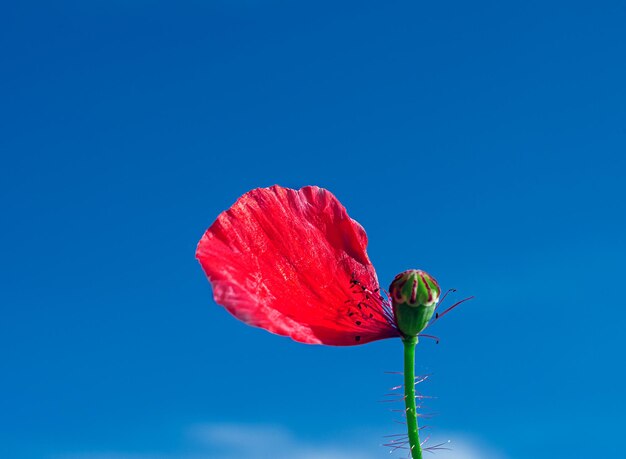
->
196, 185, 398, 345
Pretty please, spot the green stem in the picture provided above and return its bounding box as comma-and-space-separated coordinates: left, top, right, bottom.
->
403, 336, 422, 459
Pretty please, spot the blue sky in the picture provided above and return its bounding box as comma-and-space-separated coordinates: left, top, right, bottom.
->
1, 1, 625, 458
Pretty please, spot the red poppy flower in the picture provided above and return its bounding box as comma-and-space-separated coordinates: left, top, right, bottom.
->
195, 185, 400, 345
196, 185, 472, 459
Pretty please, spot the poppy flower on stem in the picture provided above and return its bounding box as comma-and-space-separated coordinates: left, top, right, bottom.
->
196, 185, 470, 458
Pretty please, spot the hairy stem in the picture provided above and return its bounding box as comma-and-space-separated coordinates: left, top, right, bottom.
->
403, 336, 422, 459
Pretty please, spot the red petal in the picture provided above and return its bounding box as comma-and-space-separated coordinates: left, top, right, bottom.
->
196, 185, 398, 345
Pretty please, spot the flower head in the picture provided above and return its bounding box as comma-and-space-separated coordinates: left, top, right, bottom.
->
196, 185, 399, 345
389, 270, 441, 337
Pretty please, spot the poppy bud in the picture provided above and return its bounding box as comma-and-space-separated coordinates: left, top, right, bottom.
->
389, 269, 440, 337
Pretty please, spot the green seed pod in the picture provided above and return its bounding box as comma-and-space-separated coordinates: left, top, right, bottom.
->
389, 269, 441, 337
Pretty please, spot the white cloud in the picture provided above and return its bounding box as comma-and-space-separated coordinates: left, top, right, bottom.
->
189, 423, 293, 449
422, 434, 508, 459
187, 423, 377, 459
54, 423, 508, 459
